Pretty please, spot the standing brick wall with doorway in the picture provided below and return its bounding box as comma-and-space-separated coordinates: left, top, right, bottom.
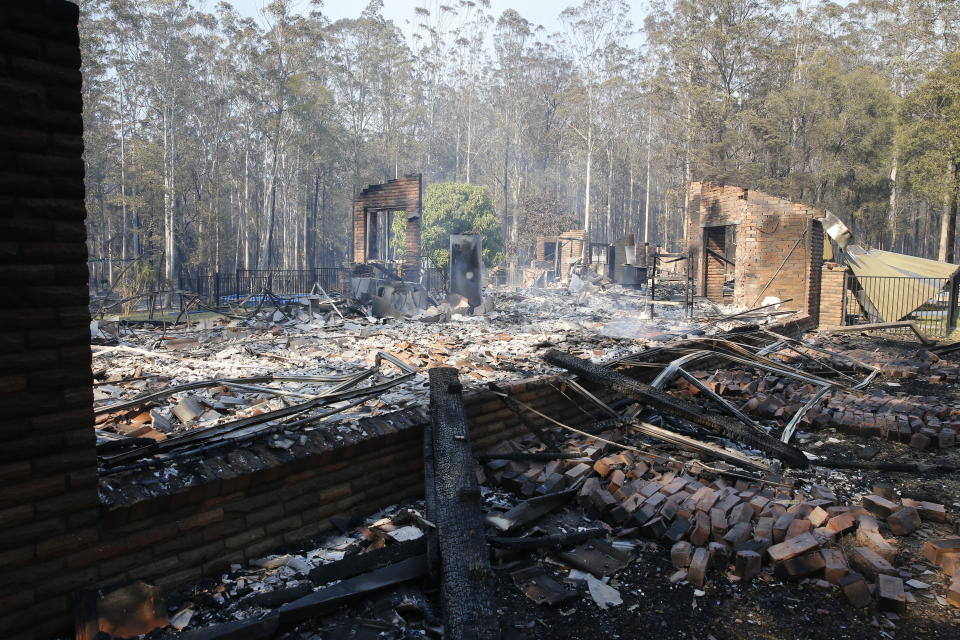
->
352, 174, 422, 279
686, 182, 827, 319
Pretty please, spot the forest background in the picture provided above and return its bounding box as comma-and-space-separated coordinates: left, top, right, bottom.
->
76, 0, 960, 288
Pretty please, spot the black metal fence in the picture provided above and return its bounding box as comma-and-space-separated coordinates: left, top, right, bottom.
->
843, 273, 959, 338
179, 266, 450, 307
178, 268, 352, 306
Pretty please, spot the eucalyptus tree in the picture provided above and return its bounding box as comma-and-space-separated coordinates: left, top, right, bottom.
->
899, 52, 960, 263
560, 0, 632, 257
491, 9, 534, 257
846, 0, 960, 249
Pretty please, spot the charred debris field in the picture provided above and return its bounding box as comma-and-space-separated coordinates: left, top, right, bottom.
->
82, 286, 960, 640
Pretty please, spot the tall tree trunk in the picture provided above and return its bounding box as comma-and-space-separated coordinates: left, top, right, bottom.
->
628, 161, 634, 239
939, 157, 958, 264
583, 101, 593, 262
888, 156, 898, 252
261, 147, 280, 270
307, 167, 319, 268
465, 85, 473, 184
243, 145, 250, 270
681, 62, 693, 243
643, 105, 652, 244
502, 138, 510, 259
118, 84, 128, 265
163, 101, 177, 294
605, 147, 613, 243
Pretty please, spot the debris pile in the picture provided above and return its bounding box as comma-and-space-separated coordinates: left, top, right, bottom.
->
90, 284, 715, 447
665, 336, 960, 449
82, 279, 960, 638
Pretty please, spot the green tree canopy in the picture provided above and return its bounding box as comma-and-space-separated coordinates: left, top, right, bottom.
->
416, 182, 503, 269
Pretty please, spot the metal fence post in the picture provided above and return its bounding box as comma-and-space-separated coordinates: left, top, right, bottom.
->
948, 273, 960, 335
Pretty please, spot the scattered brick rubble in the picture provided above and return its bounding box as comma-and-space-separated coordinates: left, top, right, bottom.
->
149, 416, 959, 638
91, 284, 710, 445
84, 287, 960, 638
479, 429, 957, 613
668, 336, 960, 450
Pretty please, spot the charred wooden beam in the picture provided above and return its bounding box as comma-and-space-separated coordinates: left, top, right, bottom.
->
489, 526, 607, 550
427, 367, 499, 640
278, 556, 428, 626
476, 451, 584, 462
485, 485, 580, 534
307, 538, 428, 585
543, 349, 809, 468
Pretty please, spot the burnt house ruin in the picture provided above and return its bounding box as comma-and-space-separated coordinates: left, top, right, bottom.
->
5, 3, 960, 639
352, 174, 423, 282
686, 182, 827, 322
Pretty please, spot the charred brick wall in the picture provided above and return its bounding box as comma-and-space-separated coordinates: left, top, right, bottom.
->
352, 174, 422, 280
558, 230, 587, 280
0, 2, 101, 638
532, 230, 586, 282
6, 372, 611, 638
807, 221, 824, 325
535, 236, 551, 262
686, 182, 826, 319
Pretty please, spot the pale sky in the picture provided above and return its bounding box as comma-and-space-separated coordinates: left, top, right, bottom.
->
223, 0, 649, 44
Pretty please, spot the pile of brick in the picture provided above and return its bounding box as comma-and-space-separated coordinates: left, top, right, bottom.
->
672, 369, 960, 449
765, 340, 960, 383
921, 538, 960, 607
484, 436, 956, 614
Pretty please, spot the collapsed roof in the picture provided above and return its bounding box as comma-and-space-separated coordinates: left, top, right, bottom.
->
824, 212, 960, 324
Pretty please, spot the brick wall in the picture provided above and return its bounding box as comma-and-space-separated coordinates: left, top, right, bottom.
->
819, 263, 849, 327
807, 221, 824, 325
352, 175, 422, 280
559, 230, 587, 281
3, 371, 613, 638
686, 182, 826, 319
535, 236, 552, 263
0, 2, 101, 638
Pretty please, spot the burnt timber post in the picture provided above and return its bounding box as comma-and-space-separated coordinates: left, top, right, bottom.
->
426, 367, 499, 640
